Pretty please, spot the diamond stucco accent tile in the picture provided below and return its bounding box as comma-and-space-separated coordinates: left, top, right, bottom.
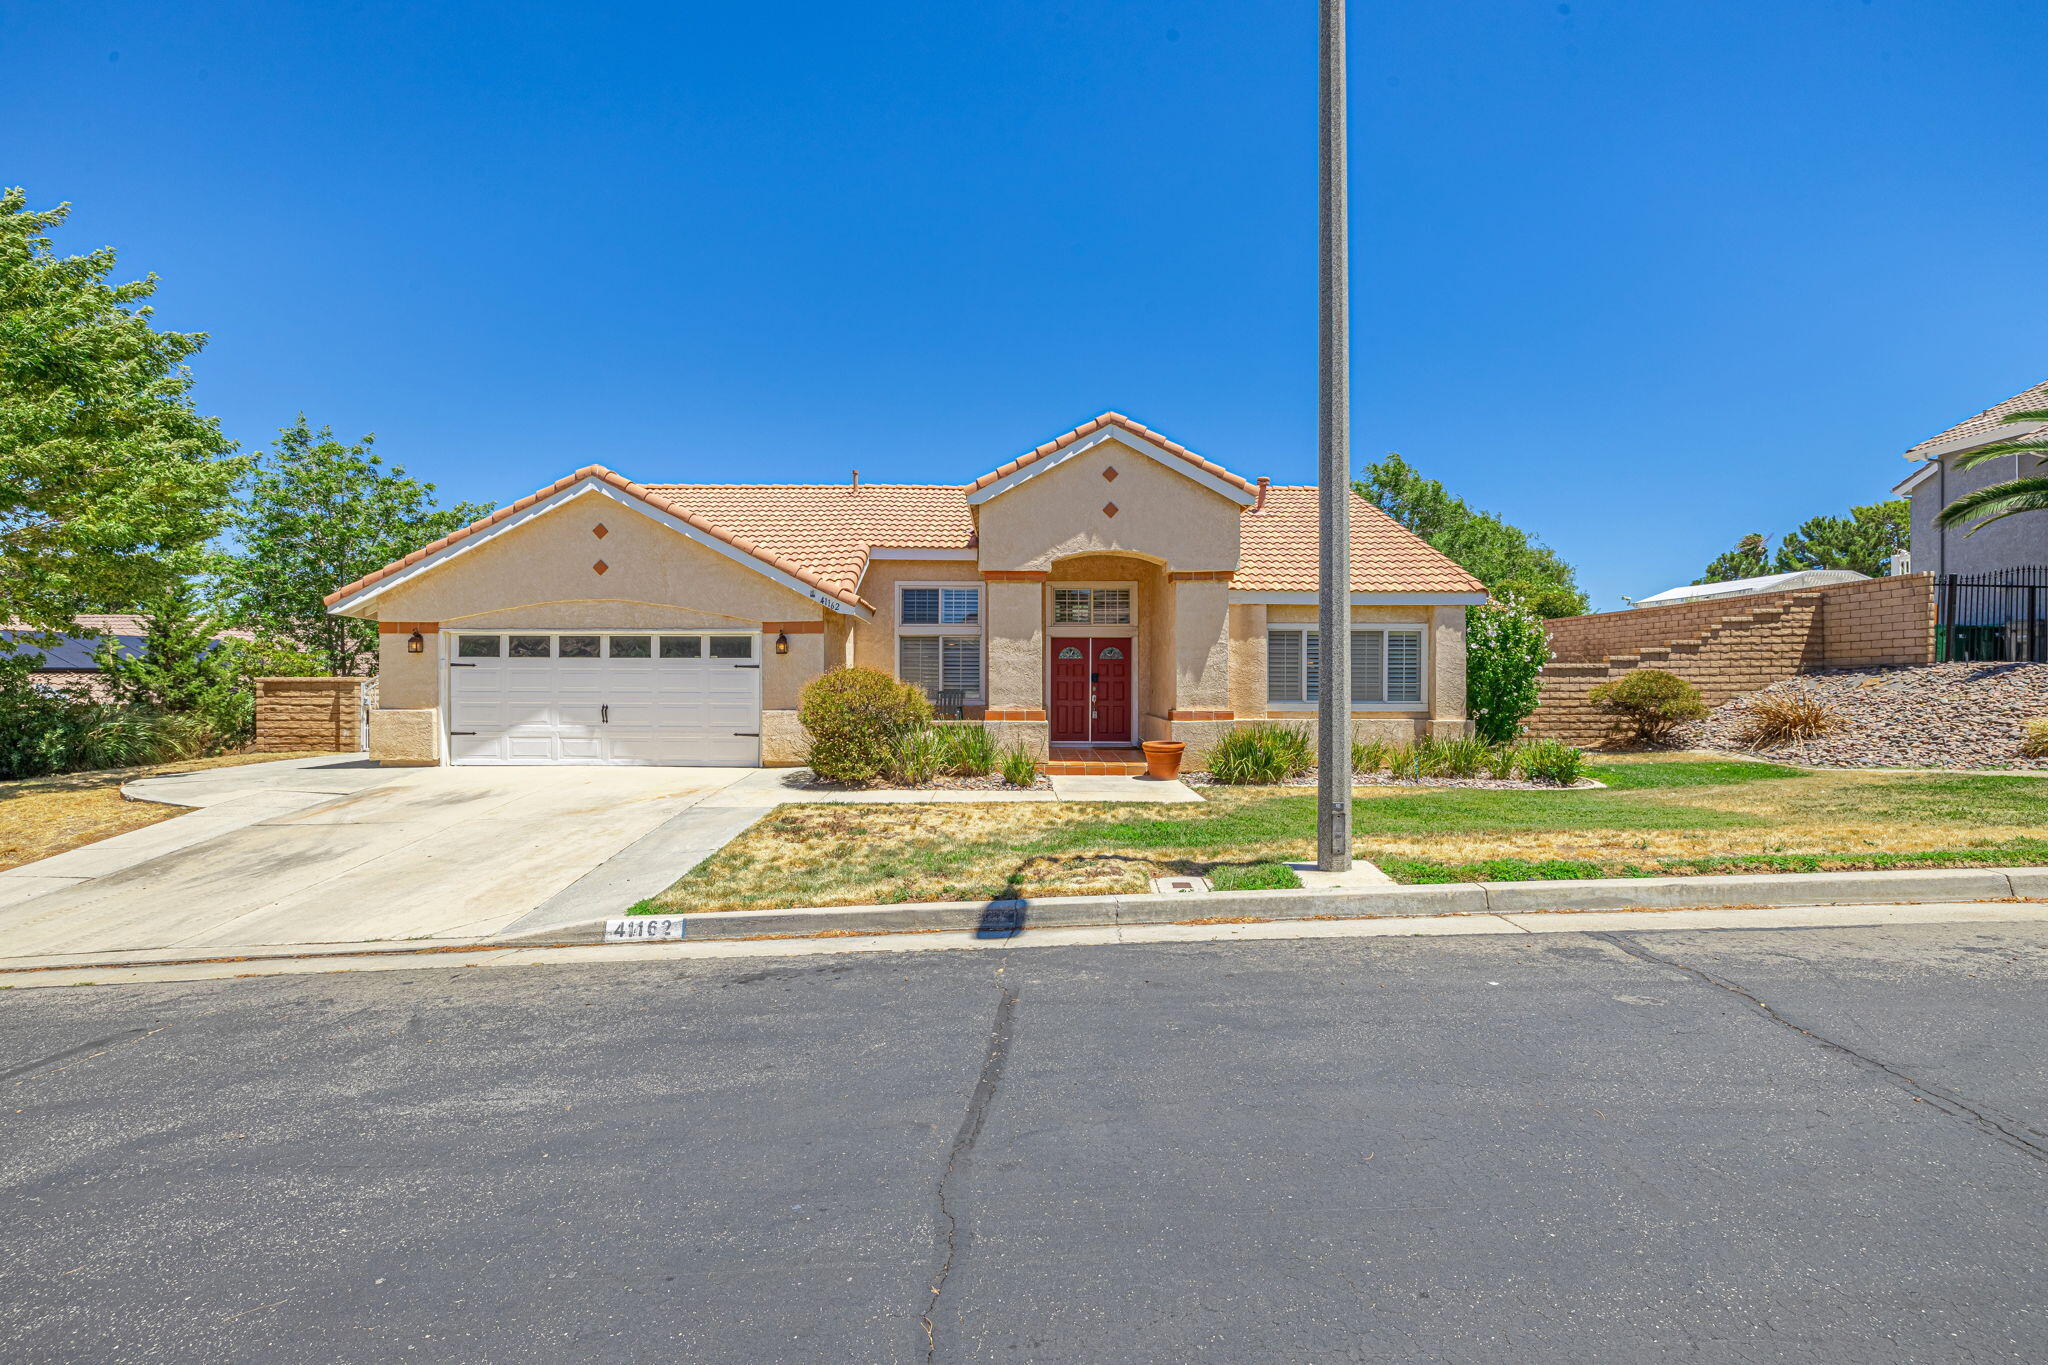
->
1102, 466, 1118, 482
1102, 502, 1119, 518
593, 523, 608, 538
593, 560, 609, 575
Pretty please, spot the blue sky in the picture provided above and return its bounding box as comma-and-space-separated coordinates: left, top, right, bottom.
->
7, 0, 2044, 609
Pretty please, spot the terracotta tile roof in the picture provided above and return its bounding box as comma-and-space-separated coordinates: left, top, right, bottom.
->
1903, 380, 2048, 460
1234, 487, 1488, 594
322, 466, 875, 611
644, 483, 975, 598
325, 427, 1482, 614
966, 412, 1260, 497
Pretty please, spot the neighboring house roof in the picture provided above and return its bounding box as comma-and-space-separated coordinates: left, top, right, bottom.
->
1235, 487, 1488, 595
323, 466, 876, 613
0, 615, 249, 671
643, 484, 976, 600
1902, 379, 2048, 461
1629, 569, 1869, 609
965, 412, 1260, 499
325, 419, 1486, 612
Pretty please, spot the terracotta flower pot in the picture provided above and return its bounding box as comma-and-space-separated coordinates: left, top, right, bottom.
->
1141, 740, 1186, 781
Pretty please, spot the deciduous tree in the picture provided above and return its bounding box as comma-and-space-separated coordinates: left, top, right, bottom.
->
220, 417, 492, 675
0, 189, 240, 657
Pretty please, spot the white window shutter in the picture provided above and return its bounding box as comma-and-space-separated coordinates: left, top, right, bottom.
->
898, 636, 942, 695
1387, 630, 1422, 702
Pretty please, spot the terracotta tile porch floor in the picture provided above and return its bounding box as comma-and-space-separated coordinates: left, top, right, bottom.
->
1039, 746, 1147, 777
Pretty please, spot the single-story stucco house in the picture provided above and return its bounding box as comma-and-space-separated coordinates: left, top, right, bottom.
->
325, 413, 1486, 769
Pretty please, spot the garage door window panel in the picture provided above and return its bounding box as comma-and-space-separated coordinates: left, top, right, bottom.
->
457, 635, 501, 658
661, 636, 702, 659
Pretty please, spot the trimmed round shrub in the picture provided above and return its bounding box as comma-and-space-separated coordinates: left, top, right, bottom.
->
798, 667, 932, 784
1586, 668, 1707, 746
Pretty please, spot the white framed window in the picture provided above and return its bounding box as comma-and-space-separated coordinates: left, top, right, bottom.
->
1050, 584, 1133, 625
1267, 626, 1425, 706
896, 583, 984, 701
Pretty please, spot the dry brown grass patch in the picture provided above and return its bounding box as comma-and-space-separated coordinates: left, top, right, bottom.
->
0, 751, 326, 873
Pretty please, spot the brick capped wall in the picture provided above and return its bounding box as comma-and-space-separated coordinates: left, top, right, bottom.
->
252, 677, 366, 753
1528, 575, 1934, 747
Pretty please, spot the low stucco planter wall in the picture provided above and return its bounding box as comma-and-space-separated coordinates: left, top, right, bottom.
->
369, 709, 441, 766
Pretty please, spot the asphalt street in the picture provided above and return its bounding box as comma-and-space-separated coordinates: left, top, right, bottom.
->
3, 920, 2045, 1363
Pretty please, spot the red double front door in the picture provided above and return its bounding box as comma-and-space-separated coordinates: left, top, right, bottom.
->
1049, 637, 1132, 745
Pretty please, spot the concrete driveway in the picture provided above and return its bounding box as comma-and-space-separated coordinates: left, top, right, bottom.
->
0, 757, 761, 960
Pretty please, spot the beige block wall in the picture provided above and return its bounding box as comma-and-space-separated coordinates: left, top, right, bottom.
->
1529, 575, 1935, 747
976, 438, 1241, 573
252, 677, 365, 753
761, 709, 806, 765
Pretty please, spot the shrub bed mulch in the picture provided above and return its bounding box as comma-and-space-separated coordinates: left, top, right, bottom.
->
1184, 769, 1599, 791
1678, 662, 2048, 771
783, 769, 1052, 792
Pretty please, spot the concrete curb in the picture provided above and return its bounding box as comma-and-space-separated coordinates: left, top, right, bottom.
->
495, 866, 2045, 946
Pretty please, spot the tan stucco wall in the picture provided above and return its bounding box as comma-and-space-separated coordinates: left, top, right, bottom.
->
1248, 601, 1468, 734
356, 490, 832, 629
985, 579, 1044, 711
976, 438, 1241, 573
1170, 578, 1231, 712
849, 559, 981, 677
378, 635, 438, 710
1227, 603, 1267, 717
763, 631, 824, 711
761, 709, 806, 765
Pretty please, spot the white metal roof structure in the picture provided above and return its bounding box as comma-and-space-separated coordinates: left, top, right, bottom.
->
1629, 569, 1870, 609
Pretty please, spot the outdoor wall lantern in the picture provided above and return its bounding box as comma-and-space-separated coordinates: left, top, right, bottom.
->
774, 632, 789, 655
407, 630, 425, 654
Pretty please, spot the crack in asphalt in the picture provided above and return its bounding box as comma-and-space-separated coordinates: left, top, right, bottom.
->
1596, 932, 2048, 1166
920, 984, 1018, 1361
1, 1027, 158, 1085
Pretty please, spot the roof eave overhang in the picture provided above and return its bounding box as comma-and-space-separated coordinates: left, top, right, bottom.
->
966, 427, 1256, 508
326, 478, 874, 621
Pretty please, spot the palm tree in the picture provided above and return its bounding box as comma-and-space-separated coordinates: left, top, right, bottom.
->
1935, 409, 2048, 533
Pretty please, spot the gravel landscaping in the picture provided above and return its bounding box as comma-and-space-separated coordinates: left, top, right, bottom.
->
783, 769, 1053, 792
1679, 662, 2048, 770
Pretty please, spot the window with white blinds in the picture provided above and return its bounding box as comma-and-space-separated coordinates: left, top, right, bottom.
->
898, 636, 982, 697
896, 583, 984, 699
1267, 627, 1425, 705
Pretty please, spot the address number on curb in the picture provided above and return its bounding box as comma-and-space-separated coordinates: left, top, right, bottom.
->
606, 916, 687, 942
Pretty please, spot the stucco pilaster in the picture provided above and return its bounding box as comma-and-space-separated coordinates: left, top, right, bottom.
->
1227, 602, 1267, 718
984, 577, 1046, 714
1431, 605, 1468, 724
1169, 576, 1231, 712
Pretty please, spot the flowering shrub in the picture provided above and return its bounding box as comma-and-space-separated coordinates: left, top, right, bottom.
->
1466, 597, 1551, 744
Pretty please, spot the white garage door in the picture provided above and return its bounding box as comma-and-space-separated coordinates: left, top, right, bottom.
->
446, 631, 762, 766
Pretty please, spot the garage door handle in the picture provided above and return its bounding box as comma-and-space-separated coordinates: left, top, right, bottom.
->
449, 662, 477, 668
735, 663, 761, 669
450, 731, 476, 736
734, 732, 759, 737
601, 705, 609, 724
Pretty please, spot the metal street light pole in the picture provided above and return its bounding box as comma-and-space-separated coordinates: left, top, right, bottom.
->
1316, 0, 1352, 872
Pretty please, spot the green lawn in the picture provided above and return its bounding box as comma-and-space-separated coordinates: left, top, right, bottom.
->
644, 755, 2048, 913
